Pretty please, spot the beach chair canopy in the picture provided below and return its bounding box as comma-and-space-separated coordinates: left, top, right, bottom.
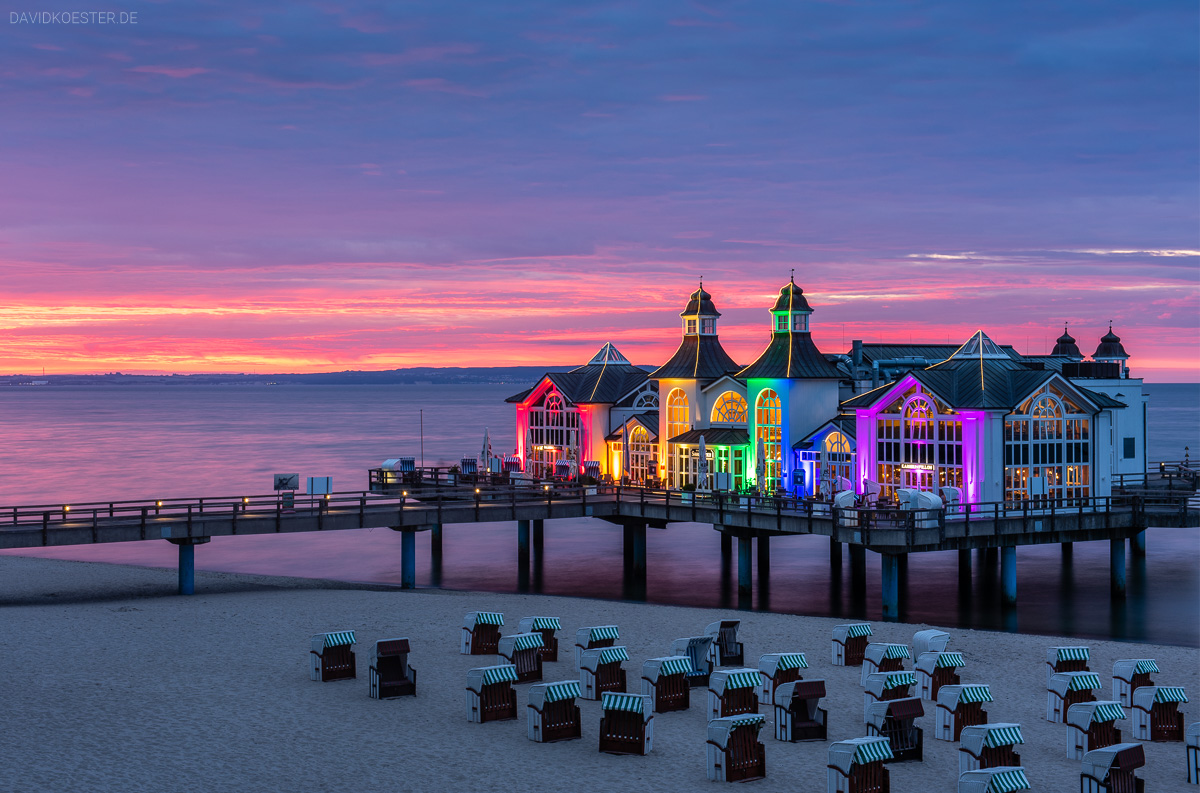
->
828, 737, 894, 774
1112, 659, 1158, 680
319, 631, 356, 649
938, 684, 993, 709
960, 724, 1024, 755
712, 668, 762, 694
834, 623, 873, 641
866, 643, 912, 662
467, 664, 518, 691
917, 651, 965, 674
1081, 743, 1145, 781
554, 459, 574, 476
672, 636, 714, 671
869, 696, 924, 728
1048, 646, 1090, 664
759, 653, 808, 677
465, 611, 504, 628
913, 629, 951, 655
459, 458, 478, 474
866, 671, 917, 697
582, 460, 601, 477
1050, 672, 1101, 696
381, 457, 416, 472
774, 679, 826, 706
914, 490, 942, 510
371, 638, 409, 665
958, 767, 1030, 793
1133, 685, 1188, 709
528, 680, 581, 710
643, 656, 693, 682
602, 692, 652, 723
520, 617, 561, 632
579, 625, 619, 643
705, 620, 740, 639
581, 645, 629, 672
499, 632, 545, 654
1067, 701, 1125, 731
707, 714, 766, 749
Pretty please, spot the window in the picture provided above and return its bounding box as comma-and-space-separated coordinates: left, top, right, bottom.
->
686, 319, 697, 334
710, 391, 748, 424
819, 431, 853, 494
632, 384, 658, 409
616, 425, 652, 483
774, 314, 789, 332
1123, 438, 1135, 459
665, 389, 690, 486
755, 389, 782, 490
1004, 385, 1091, 504
792, 313, 808, 332
701, 318, 716, 334
528, 389, 580, 479
873, 389, 961, 500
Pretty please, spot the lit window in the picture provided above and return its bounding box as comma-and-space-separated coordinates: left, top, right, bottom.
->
686, 319, 697, 334
711, 391, 748, 424
755, 389, 782, 490
775, 314, 789, 332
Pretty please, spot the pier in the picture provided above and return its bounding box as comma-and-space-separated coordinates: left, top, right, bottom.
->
1, 463, 1195, 620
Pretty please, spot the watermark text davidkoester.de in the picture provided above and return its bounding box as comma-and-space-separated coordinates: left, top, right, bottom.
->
10, 11, 138, 24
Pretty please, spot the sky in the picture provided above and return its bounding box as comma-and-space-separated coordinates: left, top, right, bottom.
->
1, 1, 1197, 380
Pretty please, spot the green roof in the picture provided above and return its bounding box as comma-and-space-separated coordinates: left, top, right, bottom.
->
598, 646, 629, 665
481, 665, 518, 686
722, 671, 762, 690
472, 611, 504, 626
985, 726, 1024, 747
323, 631, 355, 648
1155, 686, 1188, 704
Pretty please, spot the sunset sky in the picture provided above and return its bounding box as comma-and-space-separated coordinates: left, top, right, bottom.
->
2, 2, 1196, 380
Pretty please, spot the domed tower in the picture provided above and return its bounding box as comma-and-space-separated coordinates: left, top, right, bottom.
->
1092, 323, 1130, 378
1050, 324, 1083, 360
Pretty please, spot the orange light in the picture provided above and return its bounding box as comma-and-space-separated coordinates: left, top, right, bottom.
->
544, 485, 550, 491
475, 488, 480, 494
325, 494, 330, 500
243, 497, 249, 504
402, 491, 408, 497
156, 501, 162, 507
63, 505, 70, 512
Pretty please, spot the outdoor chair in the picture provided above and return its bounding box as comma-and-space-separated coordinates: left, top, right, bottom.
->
527, 680, 582, 743
517, 616, 561, 663
935, 684, 991, 742
832, 623, 873, 666
827, 737, 893, 793
958, 724, 1023, 775
671, 635, 715, 687
864, 671, 917, 722
1066, 701, 1126, 760
640, 656, 692, 713
1131, 685, 1188, 742
706, 714, 766, 782
309, 630, 356, 682
708, 668, 762, 720
579, 645, 628, 700
916, 651, 964, 701
498, 632, 545, 683
1080, 743, 1146, 793
598, 692, 653, 755
705, 620, 744, 667
757, 652, 807, 703
912, 629, 950, 657
368, 637, 415, 699
861, 643, 911, 685
574, 625, 619, 667
465, 664, 518, 723
1047, 671, 1100, 723
461, 611, 504, 655
1046, 646, 1090, 686
957, 767, 1030, 793
1186, 721, 1199, 784
866, 697, 924, 763
772, 679, 827, 742
1111, 659, 1158, 707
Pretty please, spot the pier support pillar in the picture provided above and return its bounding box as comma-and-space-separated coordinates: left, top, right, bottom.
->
1110, 538, 1126, 599
957, 549, 971, 584
178, 542, 195, 596
1061, 542, 1073, 561
830, 537, 842, 568
1130, 530, 1146, 557
517, 520, 531, 592
1000, 546, 1017, 606
848, 544, 866, 581
430, 524, 443, 587
881, 554, 900, 621
400, 529, 416, 589
721, 533, 732, 565
737, 536, 752, 606
531, 519, 544, 592
757, 535, 770, 577
631, 524, 647, 581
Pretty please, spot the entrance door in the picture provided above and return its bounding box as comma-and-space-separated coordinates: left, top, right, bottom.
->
903, 468, 933, 490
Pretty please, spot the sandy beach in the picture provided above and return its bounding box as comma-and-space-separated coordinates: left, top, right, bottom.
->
1, 556, 1195, 793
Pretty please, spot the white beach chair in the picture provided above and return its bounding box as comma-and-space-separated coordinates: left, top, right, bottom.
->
705, 620, 744, 667
517, 616, 561, 663
866, 697, 924, 763
1187, 721, 1200, 784
574, 625, 619, 667
958, 723, 1023, 775
827, 737, 893, 793
1131, 684, 1188, 742
936, 684, 992, 742
1111, 658, 1158, 707
758, 652, 807, 702
640, 656, 693, 713
527, 680, 582, 742
368, 637, 415, 699
497, 632, 544, 683
861, 642, 911, 686
832, 623, 872, 666
1047, 671, 1101, 723
465, 664, 518, 723
1046, 645, 1090, 686
916, 650, 965, 700
912, 628, 950, 657
773, 679, 827, 742
1066, 701, 1126, 760
706, 714, 766, 782
671, 635, 715, 687
579, 645, 629, 700
309, 630, 356, 682
461, 611, 503, 655
957, 767, 1030, 793
708, 668, 762, 720
598, 692, 654, 755
863, 671, 917, 722
1080, 743, 1145, 793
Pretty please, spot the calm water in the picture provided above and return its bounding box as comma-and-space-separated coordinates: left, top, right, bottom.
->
1, 382, 1197, 646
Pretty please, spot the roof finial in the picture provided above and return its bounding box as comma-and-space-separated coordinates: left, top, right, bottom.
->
790, 267, 795, 285
699, 275, 703, 291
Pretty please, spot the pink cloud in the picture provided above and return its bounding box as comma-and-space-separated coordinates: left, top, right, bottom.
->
128, 65, 211, 78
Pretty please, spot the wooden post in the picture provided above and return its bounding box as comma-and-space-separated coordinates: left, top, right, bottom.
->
1001, 546, 1017, 605
1110, 538, 1126, 599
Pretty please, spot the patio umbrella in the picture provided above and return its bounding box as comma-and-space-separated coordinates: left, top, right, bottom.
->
481, 427, 492, 469
622, 421, 631, 481
756, 441, 767, 494
524, 427, 534, 473
697, 434, 709, 490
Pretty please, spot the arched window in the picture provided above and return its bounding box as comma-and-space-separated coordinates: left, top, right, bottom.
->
820, 431, 853, 494
666, 389, 690, 441
634, 390, 658, 409
710, 391, 748, 424
1005, 388, 1088, 504
874, 388, 961, 498
628, 425, 652, 483
529, 389, 579, 478
755, 389, 782, 490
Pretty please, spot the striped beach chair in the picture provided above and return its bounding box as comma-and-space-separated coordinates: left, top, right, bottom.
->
458, 457, 478, 476
517, 616, 561, 663
640, 656, 692, 713
1132, 685, 1188, 742
957, 767, 1030, 793
465, 664, 518, 723
706, 714, 766, 782
832, 623, 872, 666
498, 632, 544, 683
575, 625, 619, 667
1080, 743, 1145, 793
527, 680, 582, 743
1047, 671, 1100, 723
827, 736, 893, 793
598, 692, 654, 755
912, 629, 950, 657
866, 697, 924, 763
773, 679, 827, 742
959, 724, 1023, 774
1046, 646, 1090, 685
309, 630, 356, 682
708, 668, 762, 720
864, 671, 917, 722
580, 646, 628, 700
1067, 701, 1125, 759
758, 652, 807, 703
461, 611, 503, 655
861, 643, 910, 685
368, 638, 415, 699
705, 620, 744, 667
671, 635, 715, 687
916, 650, 964, 700
1112, 659, 1157, 707
935, 684, 992, 741
1187, 721, 1200, 784
502, 455, 522, 473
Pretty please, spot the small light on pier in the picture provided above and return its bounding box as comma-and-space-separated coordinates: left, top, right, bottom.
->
475, 488, 480, 494
63, 505, 70, 512
402, 491, 408, 497
156, 501, 162, 507
544, 484, 550, 491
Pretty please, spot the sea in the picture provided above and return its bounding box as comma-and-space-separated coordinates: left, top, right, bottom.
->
1, 382, 1197, 646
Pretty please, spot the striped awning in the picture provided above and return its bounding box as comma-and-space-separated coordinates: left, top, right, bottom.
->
512, 633, 544, 652
590, 626, 620, 641
530, 617, 561, 631
1155, 687, 1188, 704
1093, 703, 1126, 723
724, 671, 762, 690
884, 644, 911, 660
728, 714, 766, 729
599, 646, 629, 665
1056, 647, 1089, 662
936, 652, 965, 669
852, 739, 894, 765
482, 665, 518, 686
1134, 660, 1159, 675
984, 726, 1025, 747
602, 692, 643, 713
844, 624, 873, 638
957, 685, 993, 704
542, 681, 581, 703
473, 612, 504, 626
1069, 673, 1101, 691
323, 631, 355, 648
776, 653, 808, 671
659, 657, 693, 676
986, 768, 1030, 793
885, 672, 916, 689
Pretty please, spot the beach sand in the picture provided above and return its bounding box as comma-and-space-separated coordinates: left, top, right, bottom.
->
1, 556, 1195, 792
